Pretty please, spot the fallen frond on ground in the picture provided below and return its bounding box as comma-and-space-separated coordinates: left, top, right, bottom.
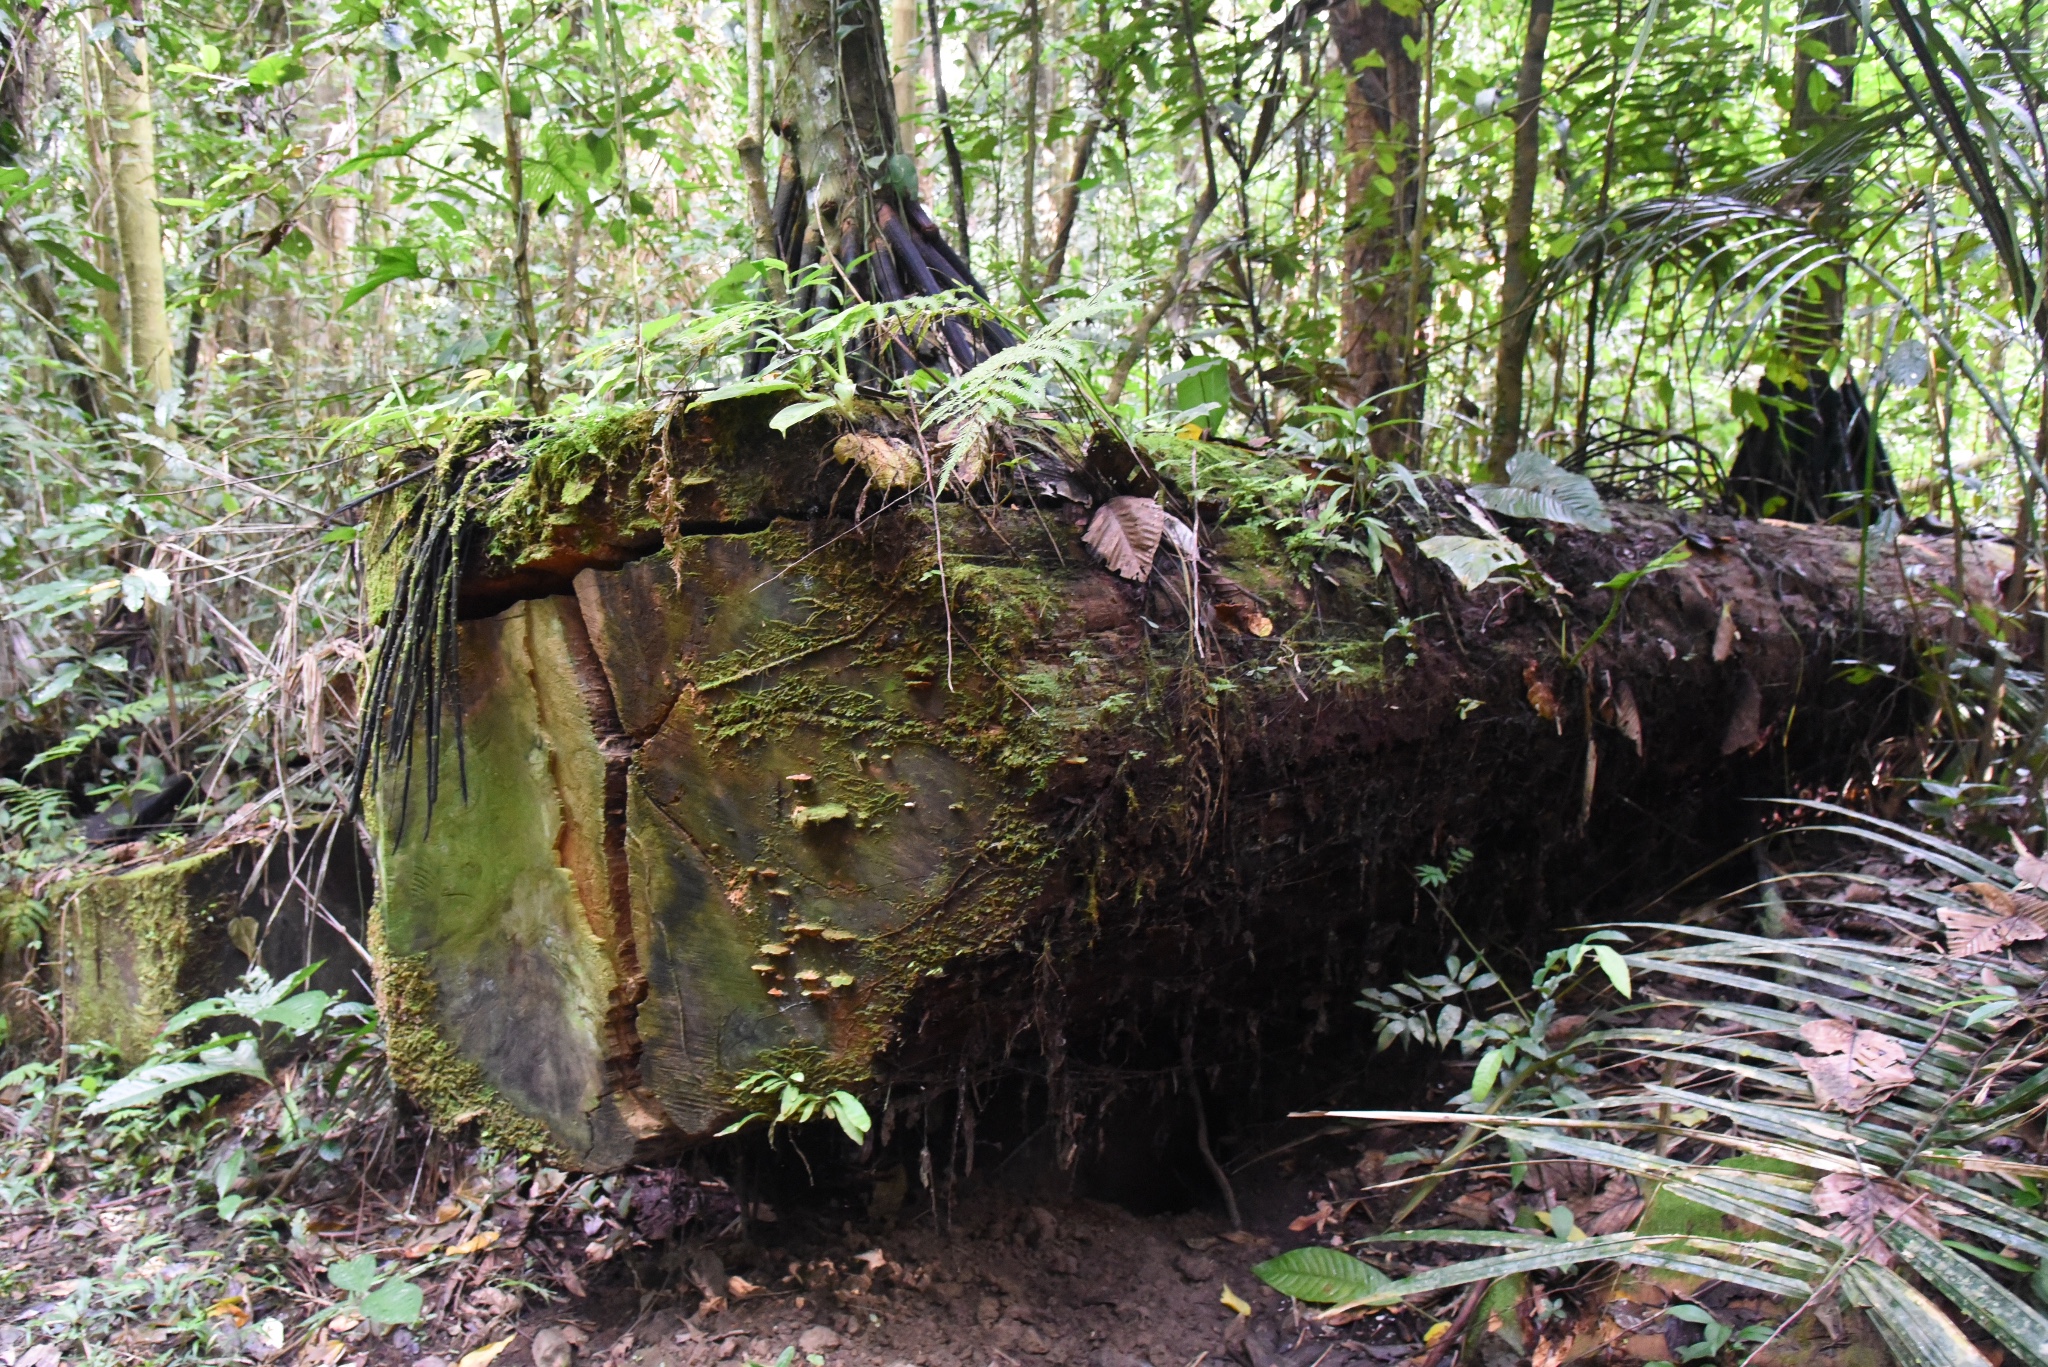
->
1258, 808, 2048, 1366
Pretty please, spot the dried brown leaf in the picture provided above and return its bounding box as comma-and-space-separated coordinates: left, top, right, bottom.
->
1204, 566, 1273, 636
1612, 678, 1644, 756
1720, 671, 1764, 754
1799, 1017, 1857, 1054
1941, 903, 2048, 956
1811, 1173, 1941, 1265
1523, 661, 1560, 723
1576, 1174, 1645, 1235
1712, 602, 1739, 661
832, 432, 922, 491
1967, 882, 2048, 924
1799, 1020, 1916, 1110
1084, 496, 1169, 581
2016, 851, 2048, 891
933, 422, 989, 489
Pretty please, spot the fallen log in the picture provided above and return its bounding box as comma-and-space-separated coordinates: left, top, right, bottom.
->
362, 399, 2011, 1168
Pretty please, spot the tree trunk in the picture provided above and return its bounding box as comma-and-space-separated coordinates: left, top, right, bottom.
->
1329, 0, 1426, 458
0, 16, 106, 421
925, 0, 972, 258
360, 402, 2010, 1168
92, 6, 172, 423
1041, 37, 1114, 293
487, 0, 546, 414
762, 0, 1008, 372
0, 216, 105, 421
890, 0, 917, 133
1487, 0, 1554, 479
1785, 0, 1854, 368
1720, 0, 1897, 522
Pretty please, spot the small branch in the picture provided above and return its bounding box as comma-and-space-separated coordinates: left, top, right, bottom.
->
1184, 1040, 1243, 1230
1414, 1279, 1494, 1367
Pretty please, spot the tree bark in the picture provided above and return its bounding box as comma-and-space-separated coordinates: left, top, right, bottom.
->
0, 214, 107, 422
1038, 116, 1099, 292
1785, 0, 1855, 368
1019, 0, 1041, 287
925, 0, 972, 258
91, 6, 172, 425
1040, 41, 1114, 293
740, 0, 779, 274
79, 19, 129, 384
0, 15, 106, 420
487, 0, 547, 413
361, 400, 2013, 1168
891, 0, 918, 131
1720, 0, 1895, 522
1487, 0, 1554, 479
1329, 0, 1426, 459
760, 0, 1004, 373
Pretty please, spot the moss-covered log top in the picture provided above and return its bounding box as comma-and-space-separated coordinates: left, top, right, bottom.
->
365, 398, 2010, 1168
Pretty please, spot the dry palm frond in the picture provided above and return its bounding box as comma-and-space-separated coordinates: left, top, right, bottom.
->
1316, 809, 2048, 1367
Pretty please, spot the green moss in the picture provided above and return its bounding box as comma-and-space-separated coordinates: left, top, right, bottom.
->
1637, 1155, 1810, 1243
376, 949, 559, 1158
485, 406, 666, 562
61, 847, 236, 1063
947, 561, 1068, 652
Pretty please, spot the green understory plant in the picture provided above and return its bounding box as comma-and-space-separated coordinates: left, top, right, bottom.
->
716, 1064, 874, 1144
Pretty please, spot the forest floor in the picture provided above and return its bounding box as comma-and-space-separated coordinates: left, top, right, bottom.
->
0, 832, 1985, 1367
0, 1112, 1427, 1367
0, 1103, 1883, 1367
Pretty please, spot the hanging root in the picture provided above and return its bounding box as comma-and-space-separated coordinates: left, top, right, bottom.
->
350, 424, 521, 840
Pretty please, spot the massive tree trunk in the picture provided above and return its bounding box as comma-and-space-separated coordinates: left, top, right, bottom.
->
359, 402, 2010, 1168
1329, 0, 1426, 458
1487, 0, 1554, 479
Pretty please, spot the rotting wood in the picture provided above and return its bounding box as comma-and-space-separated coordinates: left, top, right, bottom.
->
362, 397, 2016, 1168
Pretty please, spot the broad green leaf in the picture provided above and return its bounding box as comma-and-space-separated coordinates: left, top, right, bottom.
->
31, 238, 117, 292
828, 1091, 872, 1143
703, 259, 780, 308
1170, 356, 1231, 417
246, 52, 308, 88
1469, 452, 1614, 532
251, 989, 330, 1036
769, 398, 837, 434
1418, 534, 1527, 591
342, 247, 428, 311
1470, 1047, 1505, 1102
326, 1254, 380, 1294
82, 1040, 268, 1115
329, 124, 446, 178
1251, 1246, 1391, 1304
358, 1276, 424, 1326
1593, 946, 1632, 997
690, 377, 800, 408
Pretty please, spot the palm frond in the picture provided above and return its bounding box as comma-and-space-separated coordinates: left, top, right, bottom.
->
1309, 809, 2048, 1363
